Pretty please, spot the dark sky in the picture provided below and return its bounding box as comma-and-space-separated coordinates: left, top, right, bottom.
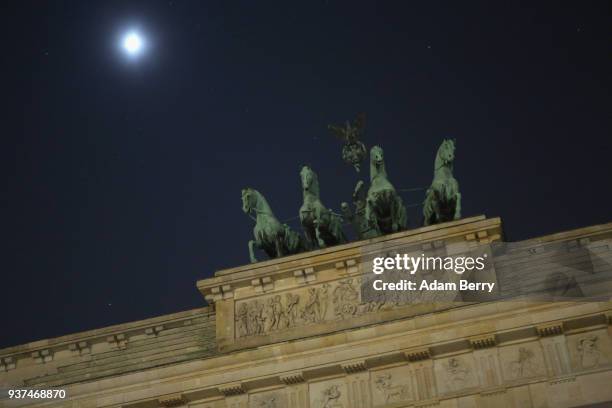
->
2, 1, 611, 349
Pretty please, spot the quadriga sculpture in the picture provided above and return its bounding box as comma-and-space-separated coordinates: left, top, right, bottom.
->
242, 188, 306, 263
341, 180, 379, 240
423, 139, 461, 225
299, 165, 346, 249
365, 145, 408, 235
328, 113, 367, 172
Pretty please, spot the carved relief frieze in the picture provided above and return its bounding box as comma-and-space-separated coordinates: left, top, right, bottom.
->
235, 277, 398, 339
434, 355, 478, 394
567, 329, 612, 370
499, 342, 546, 381
310, 380, 348, 408
371, 365, 413, 407
248, 390, 287, 408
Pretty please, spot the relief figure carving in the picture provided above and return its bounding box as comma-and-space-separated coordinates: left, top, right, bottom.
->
303, 287, 322, 323
267, 295, 287, 331
236, 302, 249, 338
333, 279, 360, 319
250, 392, 286, 408
315, 384, 343, 408
508, 347, 537, 378
319, 283, 330, 320
446, 358, 470, 388
250, 300, 265, 336
236, 277, 402, 338
256, 397, 277, 408
578, 336, 602, 368
374, 374, 410, 403
285, 293, 300, 327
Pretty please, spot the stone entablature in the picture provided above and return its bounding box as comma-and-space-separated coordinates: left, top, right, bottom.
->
0, 307, 216, 388
198, 216, 503, 352
2, 216, 612, 408
3, 301, 611, 408
199, 216, 501, 298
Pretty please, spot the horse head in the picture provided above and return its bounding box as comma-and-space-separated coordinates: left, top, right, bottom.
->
241, 187, 258, 215
370, 145, 388, 181
370, 145, 385, 167
437, 139, 456, 166
300, 165, 319, 196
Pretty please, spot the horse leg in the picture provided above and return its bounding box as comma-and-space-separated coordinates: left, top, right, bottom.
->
304, 227, 316, 250
391, 196, 406, 232
365, 198, 378, 231
423, 191, 434, 226
334, 215, 346, 243
454, 192, 462, 220
314, 220, 326, 248
389, 196, 399, 232
314, 206, 328, 248
395, 196, 407, 230
275, 238, 285, 258
248, 240, 258, 263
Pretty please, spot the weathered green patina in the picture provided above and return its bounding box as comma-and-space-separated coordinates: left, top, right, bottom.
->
241, 117, 465, 260
341, 180, 379, 240
328, 113, 367, 172
423, 139, 462, 225
242, 188, 306, 263
299, 165, 346, 249
365, 146, 408, 236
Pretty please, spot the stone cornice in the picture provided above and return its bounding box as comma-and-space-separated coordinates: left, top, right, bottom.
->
536, 323, 564, 337
404, 348, 432, 362
341, 360, 368, 374
469, 335, 497, 349
158, 393, 187, 407
0, 307, 213, 377
218, 383, 246, 396
279, 371, 305, 385
197, 216, 502, 300
21, 304, 612, 406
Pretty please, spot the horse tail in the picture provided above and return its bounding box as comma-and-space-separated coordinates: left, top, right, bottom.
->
283, 224, 305, 253
332, 212, 347, 243
423, 188, 435, 226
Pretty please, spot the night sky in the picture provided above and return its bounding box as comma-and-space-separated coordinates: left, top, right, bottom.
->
3, 1, 611, 349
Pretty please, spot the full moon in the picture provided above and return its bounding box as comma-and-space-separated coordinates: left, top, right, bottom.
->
122, 31, 144, 56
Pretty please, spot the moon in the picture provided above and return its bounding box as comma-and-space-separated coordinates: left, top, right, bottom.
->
121, 31, 145, 57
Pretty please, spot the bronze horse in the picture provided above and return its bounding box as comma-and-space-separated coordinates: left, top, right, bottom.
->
299, 165, 346, 249
242, 188, 306, 263
423, 139, 461, 225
